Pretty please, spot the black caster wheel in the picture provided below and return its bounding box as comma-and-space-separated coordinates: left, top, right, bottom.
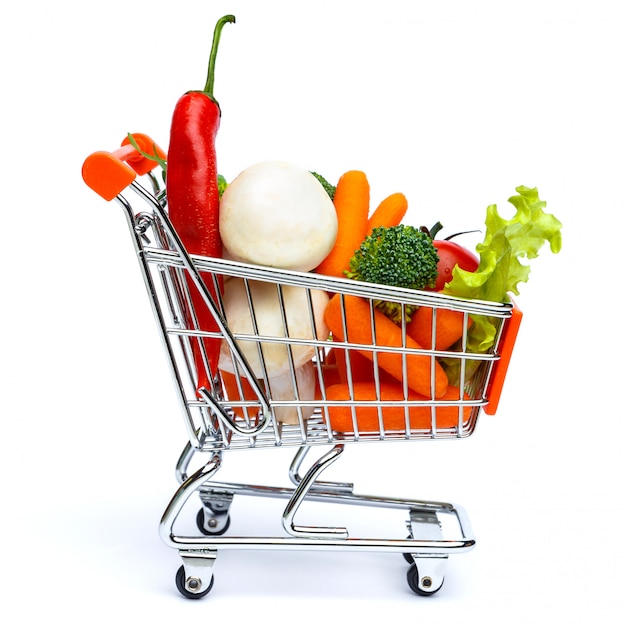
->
406, 562, 444, 596
196, 508, 231, 536
403, 535, 414, 564
175, 565, 214, 599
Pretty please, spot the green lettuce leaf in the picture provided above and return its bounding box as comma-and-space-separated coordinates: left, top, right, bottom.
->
444, 185, 562, 353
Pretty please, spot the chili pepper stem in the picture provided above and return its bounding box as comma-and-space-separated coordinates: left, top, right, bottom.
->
203, 14, 236, 100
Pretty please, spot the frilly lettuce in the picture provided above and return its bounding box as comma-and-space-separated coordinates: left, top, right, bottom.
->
444, 185, 562, 353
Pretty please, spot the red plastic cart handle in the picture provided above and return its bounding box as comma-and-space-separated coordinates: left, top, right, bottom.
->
483, 302, 523, 415
82, 133, 166, 201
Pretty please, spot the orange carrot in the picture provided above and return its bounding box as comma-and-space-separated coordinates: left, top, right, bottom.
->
325, 382, 472, 432
332, 346, 398, 385
334, 347, 376, 383
366, 192, 408, 236
324, 294, 448, 398
407, 306, 473, 351
317, 362, 342, 396
315, 170, 370, 278
220, 370, 260, 420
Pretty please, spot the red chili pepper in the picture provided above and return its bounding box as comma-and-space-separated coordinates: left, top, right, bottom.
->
167, 14, 235, 392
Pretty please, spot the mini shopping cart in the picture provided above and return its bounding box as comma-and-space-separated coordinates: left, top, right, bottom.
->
82, 137, 522, 599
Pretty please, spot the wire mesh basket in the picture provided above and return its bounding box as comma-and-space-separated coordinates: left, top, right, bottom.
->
82, 137, 522, 598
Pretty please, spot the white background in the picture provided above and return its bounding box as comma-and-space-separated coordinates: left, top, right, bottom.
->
1, 0, 625, 623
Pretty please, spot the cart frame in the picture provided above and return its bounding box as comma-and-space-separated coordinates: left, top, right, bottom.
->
82, 139, 522, 598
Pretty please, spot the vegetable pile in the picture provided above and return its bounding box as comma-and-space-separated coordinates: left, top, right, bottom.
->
138, 14, 563, 431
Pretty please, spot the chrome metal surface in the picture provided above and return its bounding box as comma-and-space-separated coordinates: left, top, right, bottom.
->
179, 550, 217, 596
94, 167, 521, 596
288, 446, 354, 493
282, 445, 348, 539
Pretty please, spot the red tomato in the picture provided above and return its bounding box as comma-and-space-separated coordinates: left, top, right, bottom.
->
432, 240, 479, 291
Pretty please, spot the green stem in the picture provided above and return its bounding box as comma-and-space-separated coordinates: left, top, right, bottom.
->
444, 229, 480, 241
126, 133, 167, 170
428, 221, 444, 239
203, 14, 236, 99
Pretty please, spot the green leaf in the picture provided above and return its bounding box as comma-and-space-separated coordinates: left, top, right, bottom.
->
444, 186, 562, 352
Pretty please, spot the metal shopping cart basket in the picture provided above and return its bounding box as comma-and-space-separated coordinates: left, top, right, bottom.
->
82, 137, 522, 598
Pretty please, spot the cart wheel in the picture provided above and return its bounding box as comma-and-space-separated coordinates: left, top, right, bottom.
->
403, 535, 414, 564
175, 565, 214, 599
406, 562, 444, 596
196, 508, 231, 536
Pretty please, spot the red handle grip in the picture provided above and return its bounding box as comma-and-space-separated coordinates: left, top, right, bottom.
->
483, 302, 523, 415
82, 133, 165, 201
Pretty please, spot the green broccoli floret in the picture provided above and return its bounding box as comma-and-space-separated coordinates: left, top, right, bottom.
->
218, 174, 229, 198
345, 225, 439, 323
310, 171, 336, 200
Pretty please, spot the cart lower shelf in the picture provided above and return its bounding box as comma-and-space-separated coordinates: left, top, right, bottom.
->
160, 443, 476, 598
